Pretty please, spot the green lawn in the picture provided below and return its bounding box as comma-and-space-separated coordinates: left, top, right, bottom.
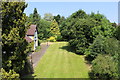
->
33, 42, 89, 78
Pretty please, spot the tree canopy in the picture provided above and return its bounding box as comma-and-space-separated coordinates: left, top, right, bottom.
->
2, 1, 31, 78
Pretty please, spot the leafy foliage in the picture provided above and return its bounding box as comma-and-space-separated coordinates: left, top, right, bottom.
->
67, 18, 96, 54
27, 9, 53, 40
90, 54, 119, 79
47, 36, 56, 42
92, 18, 115, 39
44, 13, 54, 21
1, 68, 20, 80
85, 35, 106, 60
50, 19, 61, 37
85, 26, 120, 79
115, 26, 120, 41
85, 35, 120, 61
38, 19, 52, 40
60, 10, 88, 41
54, 14, 65, 25
70, 9, 88, 19
2, 1, 31, 76
60, 9, 115, 55
27, 8, 41, 25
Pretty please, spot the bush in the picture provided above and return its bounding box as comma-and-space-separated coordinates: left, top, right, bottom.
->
56, 35, 63, 41
85, 35, 105, 60
1, 68, 20, 80
89, 54, 119, 79
104, 38, 120, 61
29, 41, 34, 51
47, 36, 56, 42
38, 39, 41, 46
35, 46, 41, 52
115, 26, 120, 41
85, 35, 120, 61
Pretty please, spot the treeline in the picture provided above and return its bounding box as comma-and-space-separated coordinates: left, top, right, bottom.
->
1, 0, 120, 79
2, 1, 33, 79
27, 8, 65, 42
28, 8, 120, 79
60, 10, 120, 79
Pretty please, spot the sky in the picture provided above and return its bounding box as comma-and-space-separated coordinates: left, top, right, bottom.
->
24, 2, 118, 23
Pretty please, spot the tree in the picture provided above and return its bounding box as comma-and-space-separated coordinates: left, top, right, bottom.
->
33, 8, 41, 24
38, 19, 52, 40
54, 14, 60, 24
115, 26, 120, 41
85, 36, 120, 61
90, 54, 119, 79
60, 10, 88, 41
44, 13, 53, 21
2, 1, 31, 77
70, 9, 87, 19
27, 9, 53, 41
61, 10, 115, 55
27, 8, 41, 25
85, 35, 106, 61
54, 14, 65, 25
91, 18, 115, 39
64, 17, 96, 54
50, 19, 60, 37
111, 22, 117, 27
1, 68, 20, 79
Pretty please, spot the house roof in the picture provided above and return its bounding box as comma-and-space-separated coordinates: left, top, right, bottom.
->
25, 36, 33, 43
26, 25, 37, 36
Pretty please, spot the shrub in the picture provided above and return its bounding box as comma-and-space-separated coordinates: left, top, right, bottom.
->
1, 68, 20, 80
89, 54, 119, 79
115, 26, 120, 41
85, 35, 105, 60
47, 36, 56, 42
35, 46, 41, 52
38, 39, 41, 46
85, 35, 120, 61
56, 35, 63, 41
29, 41, 34, 51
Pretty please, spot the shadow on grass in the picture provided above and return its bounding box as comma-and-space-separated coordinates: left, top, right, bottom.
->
21, 74, 38, 80
59, 45, 76, 54
59, 45, 84, 56
59, 44, 87, 56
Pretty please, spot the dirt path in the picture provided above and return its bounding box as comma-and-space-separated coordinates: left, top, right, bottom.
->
29, 42, 51, 68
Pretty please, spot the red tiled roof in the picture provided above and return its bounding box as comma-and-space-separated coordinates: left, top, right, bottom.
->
25, 36, 33, 43
26, 25, 37, 36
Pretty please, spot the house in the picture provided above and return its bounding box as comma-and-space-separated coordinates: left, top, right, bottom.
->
25, 24, 38, 51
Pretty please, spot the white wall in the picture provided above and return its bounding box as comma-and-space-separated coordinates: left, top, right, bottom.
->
34, 30, 38, 50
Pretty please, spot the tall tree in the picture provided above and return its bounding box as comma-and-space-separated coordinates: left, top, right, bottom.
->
68, 18, 96, 54
38, 19, 52, 40
33, 8, 41, 24
44, 13, 53, 21
60, 10, 88, 41
27, 8, 41, 25
2, 1, 31, 77
54, 14, 61, 24
115, 26, 120, 41
54, 14, 65, 25
50, 19, 60, 37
